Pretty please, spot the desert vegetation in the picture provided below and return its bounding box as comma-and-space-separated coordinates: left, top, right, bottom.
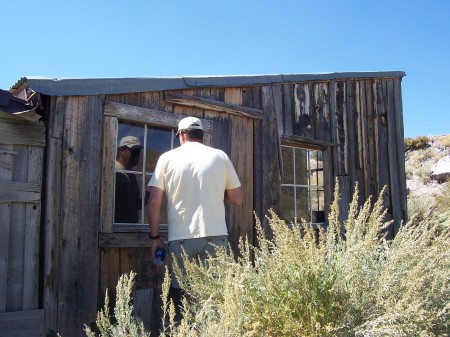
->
85, 180, 449, 337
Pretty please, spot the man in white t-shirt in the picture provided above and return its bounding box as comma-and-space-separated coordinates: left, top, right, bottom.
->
147, 116, 242, 316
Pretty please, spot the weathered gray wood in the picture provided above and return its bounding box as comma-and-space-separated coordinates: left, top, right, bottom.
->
58, 95, 103, 336
281, 134, 337, 149
0, 145, 13, 312
334, 81, 347, 176
346, 80, 357, 196
99, 233, 152, 247
365, 80, 377, 198
385, 79, 402, 235
0, 115, 45, 147
23, 145, 43, 310
7, 145, 29, 311
165, 91, 263, 120
394, 78, 408, 222
261, 86, 282, 232
104, 100, 214, 132
0, 309, 44, 337
294, 83, 313, 138
43, 96, 64, 335
100, 116, 117, 233
313, 82, 330, 142
282, 84, 294, 135
0, 181, 40, 203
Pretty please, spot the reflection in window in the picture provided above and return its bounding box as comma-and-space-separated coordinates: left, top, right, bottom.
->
281, 146, 324, 226
114, 122, 179, 225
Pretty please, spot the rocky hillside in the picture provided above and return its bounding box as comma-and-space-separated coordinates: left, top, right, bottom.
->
405, 135, 450, 216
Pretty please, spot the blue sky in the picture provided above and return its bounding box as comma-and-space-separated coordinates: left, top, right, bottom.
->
2, 1, 449, 138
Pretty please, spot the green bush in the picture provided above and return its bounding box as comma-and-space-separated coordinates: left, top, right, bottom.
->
404, 136, 430, 152
88, 182, 450, 336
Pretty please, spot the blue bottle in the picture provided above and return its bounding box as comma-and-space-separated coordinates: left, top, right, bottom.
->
153, 247, 166, 267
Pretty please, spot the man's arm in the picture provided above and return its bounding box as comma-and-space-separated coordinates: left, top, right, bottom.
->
148, 186, 165, 255
224, 187, 243, 205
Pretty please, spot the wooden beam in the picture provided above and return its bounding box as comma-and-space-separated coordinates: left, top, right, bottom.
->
164, 92, 263, 120
0, 309, 44, 337
104, 100, 214, 132
281, 134, 337, 150
0, 181, 41, 203
99, 231, 167, 248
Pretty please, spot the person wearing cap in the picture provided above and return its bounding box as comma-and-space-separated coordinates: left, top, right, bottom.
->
147, 116, 243, 317
114, 136, 143, 223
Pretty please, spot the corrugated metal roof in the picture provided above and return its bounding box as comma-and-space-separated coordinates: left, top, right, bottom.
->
23, 71, 406, 96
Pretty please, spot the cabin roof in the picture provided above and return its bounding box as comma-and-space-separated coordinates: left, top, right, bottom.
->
16, 71, 406, 96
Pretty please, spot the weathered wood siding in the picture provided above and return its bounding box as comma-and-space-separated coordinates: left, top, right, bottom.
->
0, 111, 45, 337
33, 73, 405, 337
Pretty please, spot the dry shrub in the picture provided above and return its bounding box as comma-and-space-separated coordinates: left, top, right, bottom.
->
87, 181, 449, 337
405, 136, 430, 152
163, 181, 449, 337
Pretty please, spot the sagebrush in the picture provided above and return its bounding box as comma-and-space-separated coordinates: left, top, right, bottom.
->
87, 182, 450, 337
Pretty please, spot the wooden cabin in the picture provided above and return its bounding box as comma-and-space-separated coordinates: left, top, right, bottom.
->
0, 72, 407, 337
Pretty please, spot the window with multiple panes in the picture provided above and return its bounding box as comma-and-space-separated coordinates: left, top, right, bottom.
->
281, 145, 325, 226
113, 121, 180, 230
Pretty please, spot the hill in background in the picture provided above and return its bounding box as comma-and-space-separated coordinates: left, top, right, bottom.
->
405, 135, 450, 218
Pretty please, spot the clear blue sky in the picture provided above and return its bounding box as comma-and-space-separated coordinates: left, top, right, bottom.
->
2, 1, 449, 138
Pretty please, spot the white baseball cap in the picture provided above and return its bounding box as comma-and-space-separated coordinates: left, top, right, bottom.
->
119, 136, 141, 150
177, 116, 203, 136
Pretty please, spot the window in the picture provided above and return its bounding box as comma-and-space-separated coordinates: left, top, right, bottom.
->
113, 121, 180, 229
281, 145, 325, 226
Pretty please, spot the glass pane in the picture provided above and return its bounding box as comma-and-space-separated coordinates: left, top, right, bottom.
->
311, 188, 325, 223
144, 176, 168, 225
282, 147, 294, 184
146, 126, 176, 173
281, 186, 296, 223
296, 188, 311, 223
117, 123, 145, 172
114, 172, 143, 224
295, 148, 309, 186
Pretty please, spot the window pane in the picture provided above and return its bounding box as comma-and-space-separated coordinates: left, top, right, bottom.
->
117, 123, 145, 172
114, 172, 142, 223
282, 147, 294, 184
296, 187, 311, 223
281, 186, 295, 223
144, 175, 168, 225
146, 126, 176, 173
295, 148, 308, 186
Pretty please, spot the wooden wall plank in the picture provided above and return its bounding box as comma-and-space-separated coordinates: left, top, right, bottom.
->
0, 181, 40, 203
7, 145, 28, 311
22, 145, 43, 310
313, 82, 330, 142
261, 86, 282, 233
0, 121, 45, 147
346, 80, 357, 196
100, 116, 118, 233
282, 84, 294, 135
334, 81, 347, 176
58, 95, 103, 336
385, 79, 402, 235
0, 309, 44, 337
365, 80, 377, 198
294, 83, 313, 138
43, 96, 64, 335
0, 146, 13, 312
394, 78, 408, 221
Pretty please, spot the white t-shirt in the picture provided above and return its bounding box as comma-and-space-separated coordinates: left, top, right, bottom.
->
148, 142, 241, 241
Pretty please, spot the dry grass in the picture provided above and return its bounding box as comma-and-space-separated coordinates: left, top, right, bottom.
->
86, 181, 450, 337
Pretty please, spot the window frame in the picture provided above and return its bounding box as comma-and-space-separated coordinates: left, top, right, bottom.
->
100, 100, 212, 234
280, 138, 328, 228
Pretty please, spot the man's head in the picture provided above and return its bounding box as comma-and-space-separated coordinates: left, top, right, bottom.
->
117, 136, 142, 169
176, 116, 204, 142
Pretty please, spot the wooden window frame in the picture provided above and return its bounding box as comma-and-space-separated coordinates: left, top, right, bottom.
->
100, 101, 212, 235
280, 139, 327, 228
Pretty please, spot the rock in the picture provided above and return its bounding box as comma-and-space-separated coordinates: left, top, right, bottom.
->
430, 155, 450, 183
